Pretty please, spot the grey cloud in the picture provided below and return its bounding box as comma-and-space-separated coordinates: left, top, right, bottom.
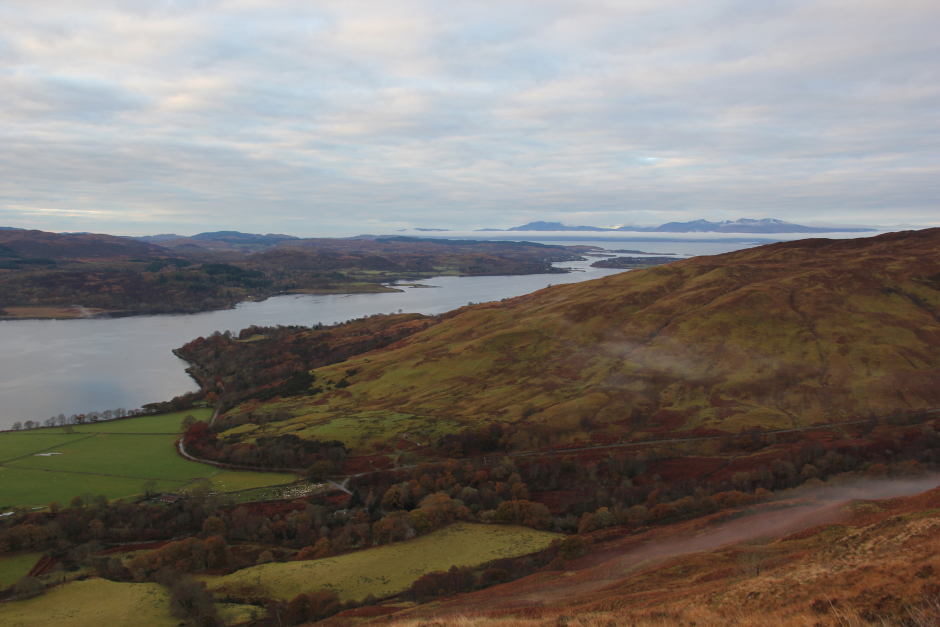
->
0, 0, 938, 235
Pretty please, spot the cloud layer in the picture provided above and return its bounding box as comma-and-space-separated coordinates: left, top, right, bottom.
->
1, 0, 938, 235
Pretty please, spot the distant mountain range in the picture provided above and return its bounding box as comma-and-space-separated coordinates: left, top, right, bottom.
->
488, 219, 876, 234
134, 231, 298, 244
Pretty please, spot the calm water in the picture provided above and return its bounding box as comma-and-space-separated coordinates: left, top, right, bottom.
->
0, 240, 755, 429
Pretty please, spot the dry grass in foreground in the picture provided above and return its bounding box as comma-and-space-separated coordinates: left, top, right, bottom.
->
378, 600, 940, 627
333, 486, 940, 627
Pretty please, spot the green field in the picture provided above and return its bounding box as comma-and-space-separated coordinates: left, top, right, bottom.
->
0, 410, 297, 508
221, 406, 458, 453
0, 578, 177, 627
202, 522, 560, 602
62, 410, 212, 434
0, 552, 41, 588
0, 467, 188, 508
0, 576, 257, 627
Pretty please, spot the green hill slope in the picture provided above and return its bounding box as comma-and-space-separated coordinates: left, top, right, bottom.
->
219, 229, 940, 450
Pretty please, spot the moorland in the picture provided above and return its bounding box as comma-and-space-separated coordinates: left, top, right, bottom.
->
2, 228, 940, 626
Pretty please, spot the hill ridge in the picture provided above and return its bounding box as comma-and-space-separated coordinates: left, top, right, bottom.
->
220, 228, 940, 452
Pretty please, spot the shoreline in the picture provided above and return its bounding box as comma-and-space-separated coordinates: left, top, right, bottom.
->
0, 268, 572, 321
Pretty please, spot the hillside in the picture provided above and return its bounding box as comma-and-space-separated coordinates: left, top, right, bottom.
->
0, 229, 164, 260
218, 228, 940, 451
0, 229, 584, 318
338, 481, 940, 627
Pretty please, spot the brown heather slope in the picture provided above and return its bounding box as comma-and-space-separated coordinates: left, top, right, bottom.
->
228, 229, 940, 450
342, 482, 940, 627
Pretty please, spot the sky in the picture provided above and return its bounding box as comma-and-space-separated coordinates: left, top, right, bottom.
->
1, 0, 938, 237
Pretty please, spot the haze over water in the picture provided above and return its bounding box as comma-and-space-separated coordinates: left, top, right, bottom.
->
0, 240, 753, 430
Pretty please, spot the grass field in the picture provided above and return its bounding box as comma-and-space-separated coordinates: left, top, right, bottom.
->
0, 575, 258, 627
0, 467, 188, 508
0, 432, 91, 463
0, 410, 297, 508
202, 522, 560, 602
0, 577, 189, 627
10, 433, 217, 480
0, 552, 41, 588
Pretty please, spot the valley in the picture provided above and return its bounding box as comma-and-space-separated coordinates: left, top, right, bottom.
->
1, 228, 940, 626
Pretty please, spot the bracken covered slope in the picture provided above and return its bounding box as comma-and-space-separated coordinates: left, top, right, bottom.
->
338, 481, 940, 627
237, 229, 940, 447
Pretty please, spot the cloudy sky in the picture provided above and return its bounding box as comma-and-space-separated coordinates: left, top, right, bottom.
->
1, 0, 938, 237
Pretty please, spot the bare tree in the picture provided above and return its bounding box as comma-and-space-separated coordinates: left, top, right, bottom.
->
737, 538, 769, 577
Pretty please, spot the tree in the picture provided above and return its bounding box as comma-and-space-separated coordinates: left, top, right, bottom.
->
13, 576, 42, 600
557, 535, 591, 560
11, 421, 21, 431
202, 516, 226, 537
306, 460, 333, 482
181, 415, 197, 432
371, 512, 412, 545
205, 535, 230, 570
142, 479, 158, 499
284, 590, 342, 625
169, 576, 218, 625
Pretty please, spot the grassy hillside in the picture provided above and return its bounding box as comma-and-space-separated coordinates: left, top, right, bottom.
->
201, 522, 559, 602
216, 228, 940, 452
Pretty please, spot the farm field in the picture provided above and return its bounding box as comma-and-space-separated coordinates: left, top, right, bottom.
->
0, 552, 40, 588
0, 577, 178, 627
0, 575, 257, 627
0, 466, 187, 509
201, 522, 560, 602
0, 432, 91, 462
0, 410, 297, 508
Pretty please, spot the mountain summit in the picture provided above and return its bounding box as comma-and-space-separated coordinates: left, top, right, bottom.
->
644, 218, 874, 233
